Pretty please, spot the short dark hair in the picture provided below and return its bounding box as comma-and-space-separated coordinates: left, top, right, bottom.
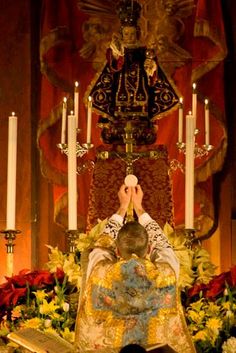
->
119, 344, 147, 353
116, 221, 148, 259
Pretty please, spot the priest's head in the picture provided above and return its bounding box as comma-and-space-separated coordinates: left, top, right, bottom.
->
116, 221, 148, 259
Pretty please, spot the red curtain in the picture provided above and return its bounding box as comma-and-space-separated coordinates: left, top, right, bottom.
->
157, 0, 227, 233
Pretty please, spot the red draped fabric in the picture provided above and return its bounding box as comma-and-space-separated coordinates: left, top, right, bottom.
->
157, 0, 227, 233
38, 0, 227, 236
39, 0, 99, 229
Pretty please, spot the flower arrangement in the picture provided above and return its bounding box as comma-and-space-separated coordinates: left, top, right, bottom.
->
0, 251, 81, 351
185, 266, 236, 353
0, 220, 236, 353
164, 224, 236, 352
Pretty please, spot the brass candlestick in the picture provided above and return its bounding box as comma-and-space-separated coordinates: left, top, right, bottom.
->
66, 229, 81, 253
58, 128, 85, 156
184, 228, 197, 249
0, 229, 21, 253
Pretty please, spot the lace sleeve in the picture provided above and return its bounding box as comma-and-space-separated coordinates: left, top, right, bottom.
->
145, 220, 172, 250
102, 215, 123, 240
139, 213, 179, 278
146, 221, 180, 279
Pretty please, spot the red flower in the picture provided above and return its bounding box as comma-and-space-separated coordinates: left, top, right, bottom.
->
2, 269, 65, 290
4, 269, 39, 287
31, 271, 54, 287
55, 268, 65, 281
188, 267, 236, 300
0, 268, 66, 310
188, 283, 207, 298
0, 286, 27, 307
0, 268, 67, 324
204, 272, 227, 298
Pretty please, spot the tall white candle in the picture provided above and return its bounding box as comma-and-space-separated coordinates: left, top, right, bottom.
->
178, 97, 183, 143
67, 114, 77, 230
86, 96, 92, 144
61, 97, 67, 145
7, 113, 18, 230
6, 254, 14, 277
192, 83, 197, 131
204, 99, 210, 146
74, 82, 79, 129
185, 112, 195, 229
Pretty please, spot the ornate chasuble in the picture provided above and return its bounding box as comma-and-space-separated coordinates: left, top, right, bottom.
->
75, 257, 195, 353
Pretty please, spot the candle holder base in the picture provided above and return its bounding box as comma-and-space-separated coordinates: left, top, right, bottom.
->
82, 143, 94, 150
203, 144, 214, 152
66, 229, 82, 254
57, 143, 95, 175
176, 141, 214, 160
57, 142, 67, 151
57, 142, 90, 158
184, 228, 197, 249
0, 229, 21, 253
176, 141, 185, 150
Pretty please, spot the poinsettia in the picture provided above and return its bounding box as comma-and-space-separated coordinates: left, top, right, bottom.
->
0, 269, 65, 319
188, 266, 236, 300
0, 250, 80, 352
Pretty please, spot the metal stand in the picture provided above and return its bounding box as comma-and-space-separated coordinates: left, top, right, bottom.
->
0, 229, 21, 254
66, 229, 81, 253
184, 228, 197, 248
